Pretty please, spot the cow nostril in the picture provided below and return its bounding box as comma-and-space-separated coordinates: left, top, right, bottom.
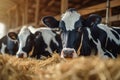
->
18, 53, 24, 58
61, 48, 78, 58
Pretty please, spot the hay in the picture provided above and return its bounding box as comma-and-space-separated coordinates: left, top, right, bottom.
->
0, 54, 120, 80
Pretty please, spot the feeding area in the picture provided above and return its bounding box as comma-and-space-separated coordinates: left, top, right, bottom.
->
0, 53, 120, 80
0, 0, 120, 80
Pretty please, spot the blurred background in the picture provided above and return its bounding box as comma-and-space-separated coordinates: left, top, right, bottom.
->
0, 0, 119, 31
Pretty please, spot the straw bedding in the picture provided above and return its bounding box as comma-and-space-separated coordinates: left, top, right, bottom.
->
0, 53, 120, 80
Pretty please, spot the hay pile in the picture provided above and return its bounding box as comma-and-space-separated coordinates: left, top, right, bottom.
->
0, 54, 120, 80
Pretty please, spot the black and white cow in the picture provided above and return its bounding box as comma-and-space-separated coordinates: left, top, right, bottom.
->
0, 32, 18, 55
42, 8, 120, 59
9, 26, 62, 59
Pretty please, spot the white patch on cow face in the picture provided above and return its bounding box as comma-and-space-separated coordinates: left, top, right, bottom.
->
16, 26, 30, 57
98, 24, 120, 45
61, 11, 80, 31
0, 43, 6, 54
40, 28, 59, 54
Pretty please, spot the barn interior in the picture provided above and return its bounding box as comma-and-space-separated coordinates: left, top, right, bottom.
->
0, 0, 120, 31
0, 0, 120, 80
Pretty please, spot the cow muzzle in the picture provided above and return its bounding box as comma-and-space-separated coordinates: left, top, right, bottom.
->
61, 48, 78, 58
17, 53, 24, 58
16, 52, 27, 58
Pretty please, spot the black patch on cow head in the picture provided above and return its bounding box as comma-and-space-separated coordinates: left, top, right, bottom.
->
85, 14, 102, 28
22, 31, 34, 54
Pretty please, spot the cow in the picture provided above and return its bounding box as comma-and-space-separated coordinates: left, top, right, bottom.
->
42, 8, 120, 59
8, 26, 62, 59
0, 32, 18, 55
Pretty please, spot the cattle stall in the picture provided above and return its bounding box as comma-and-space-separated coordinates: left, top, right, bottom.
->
0, 0, 120, 80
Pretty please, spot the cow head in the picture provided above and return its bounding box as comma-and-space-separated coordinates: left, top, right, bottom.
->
42, 8, 81, 58
42, 8, 102, 58
8, 26, 35, 58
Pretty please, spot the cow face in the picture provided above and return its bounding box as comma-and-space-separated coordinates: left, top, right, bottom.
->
8, 26, 34, 58
16, 26, 34, 58
42, 8, 83, 58
42, 8, 102, 58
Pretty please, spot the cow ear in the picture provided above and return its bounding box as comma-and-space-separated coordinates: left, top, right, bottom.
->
42, 16, 59, 28
7, 32, 18, 40
86, 14, 102, 27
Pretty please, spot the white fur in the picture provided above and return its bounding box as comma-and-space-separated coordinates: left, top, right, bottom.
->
86, 28, 92, 39
28, 26, 51, 34
61, 11, 80, 31
28, 26, 38, 33
98, 24, 120, 45
40, 28, 59, 53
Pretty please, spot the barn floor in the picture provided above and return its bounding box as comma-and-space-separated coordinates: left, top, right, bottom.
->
0, 53, 120, 80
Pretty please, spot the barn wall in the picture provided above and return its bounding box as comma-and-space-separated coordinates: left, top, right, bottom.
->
1, 0, 120, 31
